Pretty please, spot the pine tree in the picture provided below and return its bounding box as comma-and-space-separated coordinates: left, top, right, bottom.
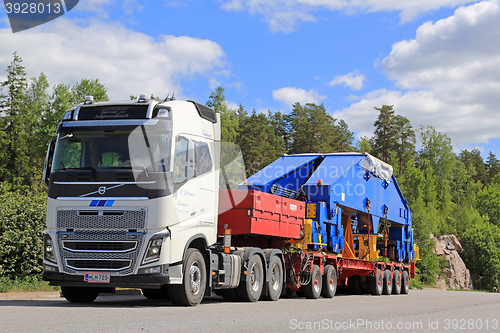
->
333, 119, 354, 152
486, 151, 500, 184
393, 114, 416, 175
371, 105, 397, 162
237, 110, 285, 177
0, 52, 30, 190
289, 103, 337, 154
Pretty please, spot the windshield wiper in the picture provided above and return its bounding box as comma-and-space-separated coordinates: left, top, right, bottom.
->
59, 133, 74, 140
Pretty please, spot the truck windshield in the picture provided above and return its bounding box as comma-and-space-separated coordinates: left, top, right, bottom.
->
52, 124, 172, 175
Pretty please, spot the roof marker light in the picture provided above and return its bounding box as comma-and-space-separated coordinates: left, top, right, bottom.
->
84, 96, 94, 105
138, 94, 148, 103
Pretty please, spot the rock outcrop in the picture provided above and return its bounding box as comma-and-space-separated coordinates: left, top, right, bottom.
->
432, 234, 473, 290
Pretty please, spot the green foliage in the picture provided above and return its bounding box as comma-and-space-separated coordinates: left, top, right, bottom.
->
237, 109, 286, 177
0, 275, 59, 293
475, 174, 500, 227
461, 222, 500, 292
0, 53, 109, 191
0, 189, 47, 279
288, 102, 353, 154
207, 86, 239, 143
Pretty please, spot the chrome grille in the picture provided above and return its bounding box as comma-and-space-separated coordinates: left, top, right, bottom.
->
62, 241, 137, 252
65, 259, 132, 271
56, 208, 147, 230
58, 231, 144, 276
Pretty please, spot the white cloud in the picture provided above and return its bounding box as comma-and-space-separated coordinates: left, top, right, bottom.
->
219, 0, 478, 33
334, 0, 500, 147
272, 87, 326, 105
328, 71, 366, 90
0, 18, 227, 102
226, 101, 239, 111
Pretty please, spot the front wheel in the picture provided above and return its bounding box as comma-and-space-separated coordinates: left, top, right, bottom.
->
169, 248, 206, 306
61, 286, 100, 303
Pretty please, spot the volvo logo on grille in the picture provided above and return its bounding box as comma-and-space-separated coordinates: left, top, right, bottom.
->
98, 186, 107, 195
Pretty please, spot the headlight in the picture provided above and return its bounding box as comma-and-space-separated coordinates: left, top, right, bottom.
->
142, 232, 169, 264
43, 233, 56, 263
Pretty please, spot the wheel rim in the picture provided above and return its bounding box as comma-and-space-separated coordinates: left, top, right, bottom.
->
328, 273, 335, 292
250, 262, 261, 292
313, 272, 321, 294
271, 264, 280, 291
189, 262, 202, 295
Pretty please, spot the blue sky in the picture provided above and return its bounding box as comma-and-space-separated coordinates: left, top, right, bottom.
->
1, 0, 499, 159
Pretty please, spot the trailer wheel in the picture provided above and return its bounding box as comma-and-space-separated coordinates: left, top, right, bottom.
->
302, 265, 322, 299
61, 286, 99, 303
382, 269, 392, 295
321, 265, 337, 298
370, 269, 384, 296
401, 270, 410, 294
262, 256, 283, 301
169, 248, 206, 306
392, 270, 402, 295
237, 254, 264, 302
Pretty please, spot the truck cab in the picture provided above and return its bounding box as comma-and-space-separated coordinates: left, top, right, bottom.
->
43, 95, 221, 305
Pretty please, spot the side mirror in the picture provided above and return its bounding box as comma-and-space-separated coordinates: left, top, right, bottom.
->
43, 140, 55, 186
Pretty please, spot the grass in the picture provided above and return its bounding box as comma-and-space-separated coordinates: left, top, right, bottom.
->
0, 276, 60, 293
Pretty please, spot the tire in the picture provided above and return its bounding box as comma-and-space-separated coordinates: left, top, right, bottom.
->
236, 254, 264, 302
301, 265, 322, 299
348, 276, 363, 295
168, 248, 207, 306
392, 270, 402, 295
401, 270, 410, 294
321, 265, 337, 298
142, 286, 169, 300
262, 256, 283, 301
382, 269, 392, 295
61, 286, 100, 303
370, 269, 383, 296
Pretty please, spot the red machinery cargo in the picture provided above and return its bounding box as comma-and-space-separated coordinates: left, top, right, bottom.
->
218, 190, 304, 239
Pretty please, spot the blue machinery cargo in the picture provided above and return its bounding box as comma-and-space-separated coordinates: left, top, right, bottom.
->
221, 152, 417, 296
243, 153, 415, 261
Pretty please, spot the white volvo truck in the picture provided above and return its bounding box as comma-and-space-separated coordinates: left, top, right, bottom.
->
42, 95, 260, 305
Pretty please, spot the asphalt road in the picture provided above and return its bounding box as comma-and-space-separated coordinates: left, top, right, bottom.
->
1, 289, 499, 333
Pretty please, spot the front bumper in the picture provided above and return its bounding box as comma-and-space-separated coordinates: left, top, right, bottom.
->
43, 269, 169, 289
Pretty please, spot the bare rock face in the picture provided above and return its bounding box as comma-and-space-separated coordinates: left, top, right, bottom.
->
432, 234, 473, 290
